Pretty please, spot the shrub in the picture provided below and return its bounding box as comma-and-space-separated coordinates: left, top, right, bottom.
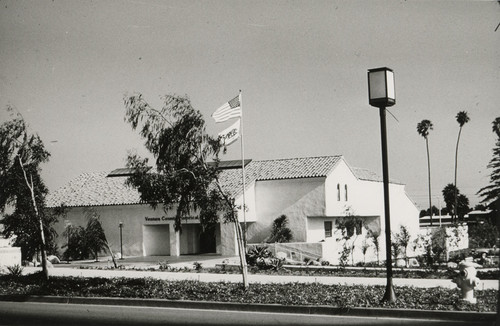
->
62, 225, 89, 261
158, 260, 170, 271
469, 221, 499, 248
246, 245, 284, 270
0, 275, 496, 312
6, 264, 24, 278
246, 246, 272, 266
267, 215, 293, 243
431, 227, 448, 265
193, 262, 203, 271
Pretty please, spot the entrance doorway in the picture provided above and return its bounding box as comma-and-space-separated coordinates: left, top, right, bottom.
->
143, 225, 170, 256
200, 225, 216, 254
179, 224, 216, 255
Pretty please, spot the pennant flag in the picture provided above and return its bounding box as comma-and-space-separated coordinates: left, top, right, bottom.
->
212, 94, 241, 123
218, 119, 240, 147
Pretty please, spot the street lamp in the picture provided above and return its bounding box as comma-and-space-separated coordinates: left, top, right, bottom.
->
368, 67, 396, 303
119, 222, 124, 260
65, 220, 71, 263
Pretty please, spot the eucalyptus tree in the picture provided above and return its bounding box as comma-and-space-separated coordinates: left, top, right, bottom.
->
417, 119, 434, 226
477, 117, 500, 215
453, 111, 470, 221
0, 107, 55, 280
123, 93, 248, 288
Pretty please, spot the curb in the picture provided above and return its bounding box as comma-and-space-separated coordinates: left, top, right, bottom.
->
0, 295, 496, 323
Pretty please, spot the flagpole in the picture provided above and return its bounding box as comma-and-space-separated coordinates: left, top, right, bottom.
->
239, 90, 247, 248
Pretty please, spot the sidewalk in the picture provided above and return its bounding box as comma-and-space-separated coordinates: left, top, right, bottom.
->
24, 265, 499, 290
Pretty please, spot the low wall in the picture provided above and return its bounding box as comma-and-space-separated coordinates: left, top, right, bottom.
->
248, 242, 324, 262
0, 247, 22, 270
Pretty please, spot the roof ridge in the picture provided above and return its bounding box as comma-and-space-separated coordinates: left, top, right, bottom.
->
252, 155, 343, 163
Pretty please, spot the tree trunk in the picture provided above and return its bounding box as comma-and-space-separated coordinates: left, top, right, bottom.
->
105, 242, 118, 268
426, 138, 433, 226
19, 159, 49, 280
234, 219, 249, 289
453, 127, 462, 223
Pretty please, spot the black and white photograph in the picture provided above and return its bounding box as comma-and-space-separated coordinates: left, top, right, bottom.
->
0, 1, 498, 325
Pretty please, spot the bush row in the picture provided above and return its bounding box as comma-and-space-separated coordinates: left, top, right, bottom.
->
0, 273, 496, 312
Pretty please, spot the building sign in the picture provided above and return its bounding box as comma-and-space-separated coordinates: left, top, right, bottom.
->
145, 216, 172, 222
144, 216, 199, 222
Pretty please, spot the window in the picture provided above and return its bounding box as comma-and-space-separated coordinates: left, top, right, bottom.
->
337, 184, 341, 201
324, 221, 332, 238
345, 184, 348, 201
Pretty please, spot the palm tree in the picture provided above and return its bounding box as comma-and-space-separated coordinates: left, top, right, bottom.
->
477, 117, 500, 215
417, 119, 434, 226
453, 111, 470, 222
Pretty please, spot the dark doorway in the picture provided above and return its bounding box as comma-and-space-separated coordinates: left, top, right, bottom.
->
199, 225, 216, 253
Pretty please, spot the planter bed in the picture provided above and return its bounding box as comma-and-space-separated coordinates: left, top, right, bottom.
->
0, 273, 497, 312
213, 264, 499, 280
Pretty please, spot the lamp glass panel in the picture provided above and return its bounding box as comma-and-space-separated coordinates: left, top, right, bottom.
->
386, 70, 395, 100
369, 70, 387, 99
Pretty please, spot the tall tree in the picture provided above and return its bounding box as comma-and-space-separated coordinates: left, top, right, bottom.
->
442, 183, 470, 220
123, 93, 249, 288
453, 111, 470, 222
417, 119, 434, 226
0, 107, 54, 280
477, 117, 500, 215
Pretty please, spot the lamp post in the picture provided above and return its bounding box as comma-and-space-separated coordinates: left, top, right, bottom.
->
368, 67, 396, 303
65, 220, 71, 263
119, 222, 123, 260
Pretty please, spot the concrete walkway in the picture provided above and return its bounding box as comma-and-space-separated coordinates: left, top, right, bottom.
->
23, 266, 499, 290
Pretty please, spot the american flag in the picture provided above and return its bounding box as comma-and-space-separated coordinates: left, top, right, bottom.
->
212, 94, 241, 123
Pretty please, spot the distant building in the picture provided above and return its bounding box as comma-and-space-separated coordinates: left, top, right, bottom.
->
47, 155, 419, 265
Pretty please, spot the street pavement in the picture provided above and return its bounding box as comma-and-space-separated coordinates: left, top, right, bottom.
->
1, 301, 494, 326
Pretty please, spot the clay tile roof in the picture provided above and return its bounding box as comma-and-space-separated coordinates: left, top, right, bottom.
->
351, 167, 403, 185
46, 172, 142, 208
46, 155, 345, 208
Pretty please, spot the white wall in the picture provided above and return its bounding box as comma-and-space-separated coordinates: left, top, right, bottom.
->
53, 204, 212, 257
307, 215, 381, 265
249, 177, 325, 243
324, 159, 359, 216
0, 247, 21, 270
315, 157, 420, 264
234, 183, 257, 222
54, 205, 155, 257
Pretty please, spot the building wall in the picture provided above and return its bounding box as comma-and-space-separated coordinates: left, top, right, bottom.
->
248, 177, 326, 243
53, 204, 219, 258
51, 161, 419, 263
234, 183, 257, 222
320, 158, 419, 264
324, 159, 359, 216
307, 215, 380, 264
54, 205, 149, 257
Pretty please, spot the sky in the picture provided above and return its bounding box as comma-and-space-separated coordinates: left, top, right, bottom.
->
0, 0, 499, 211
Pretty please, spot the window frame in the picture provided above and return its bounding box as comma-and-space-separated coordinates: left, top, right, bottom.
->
324, 221, 333, 238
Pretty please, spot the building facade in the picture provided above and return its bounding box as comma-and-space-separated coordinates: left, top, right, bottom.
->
47, 155, 419, 264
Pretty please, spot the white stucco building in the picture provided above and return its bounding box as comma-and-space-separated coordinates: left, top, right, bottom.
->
47, 155, 419, 265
